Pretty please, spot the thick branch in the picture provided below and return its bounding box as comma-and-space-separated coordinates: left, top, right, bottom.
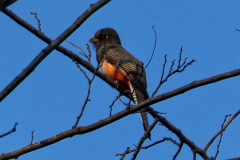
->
2, 7, 132, 102
0, 0, 111, 102
1, 69, 239, 159
147, 107, 209, 159
0, 0, 17, 11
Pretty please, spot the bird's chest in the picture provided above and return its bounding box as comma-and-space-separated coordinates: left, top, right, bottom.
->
102, 60, 130, 89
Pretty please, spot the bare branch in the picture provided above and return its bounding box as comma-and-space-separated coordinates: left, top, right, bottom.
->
132, 119, 158, 159
0, 0, 111, 102
30, 130, 34, 145
72, 61, 99, 128
0, 0, 17, 11
116, 137, 180, 158
147, 107, 210, 159
0, 123, 18, 138
236, 29, 240, 32
109, 94, 122, 116
204, 110, 240, 152
145, 25, 157, 69
214, 114, 231, 159
86, 43, 92, 64
152, 47, 196, 97
66, 40, 90, 62
30, 12, 42, 32
2, 7, 133, 103
118, 147, 130, 160
173, 142, 183, 160
1, 68, 239, 159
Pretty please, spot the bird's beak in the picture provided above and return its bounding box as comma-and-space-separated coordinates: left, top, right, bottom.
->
89, 37, 99, 43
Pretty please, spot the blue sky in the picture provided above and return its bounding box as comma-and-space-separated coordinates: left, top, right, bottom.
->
1, 1, 240, 160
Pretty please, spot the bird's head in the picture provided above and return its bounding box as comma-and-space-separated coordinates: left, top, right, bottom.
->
89, 28, 121, 50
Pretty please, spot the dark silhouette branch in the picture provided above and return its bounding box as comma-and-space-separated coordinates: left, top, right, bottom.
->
0, 0, 111, 102
116, 137, 180, 158
30, 130, 34, 145
1, 5, 132, 103
147, 107, 210, 159
204, 110, 240, 153
132, 119, 159, 160
214, 114, 231, 159
118, 147, 130, 160
109, 94, 122, 116
173, 142, 183, 160
30, 12, 42, 32
67, 40, 91, 62
0, 68, 239, 159
145, 25, 157, 69
152, 47, 196, 97
0, 123, 18, 138
72, 61, 98, 128
0, 0, 17, 11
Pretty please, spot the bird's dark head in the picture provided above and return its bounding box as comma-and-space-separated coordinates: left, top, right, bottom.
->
89, 28, 121, 50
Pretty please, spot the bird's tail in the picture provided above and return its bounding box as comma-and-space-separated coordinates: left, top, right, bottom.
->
130, 84, 151, 140
140, 109, 151, 140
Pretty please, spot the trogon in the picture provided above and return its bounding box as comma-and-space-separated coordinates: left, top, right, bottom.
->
89, 28, 151, 139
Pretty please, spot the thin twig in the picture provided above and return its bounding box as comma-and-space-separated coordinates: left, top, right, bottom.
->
67, 40, 90, 61
152, 47, 196, 97
116, 137, 180, 158
119, 97, 134, 108
86, 43, 92, 64
193, 152, 196, 160
109, 94, 122, 116
118, 147, 130, 160
30, 12, 42, 32
236, 29, 240, 32
72, 62, 99, 128
0, 123, 18, 138
159, 54, 167, 88
204, 110, 240, 152
131, 119, 159, 160
173, 142, 183, 160
145, 25, 157, 69
30, 130, 34, 145
214, 114, 232, 159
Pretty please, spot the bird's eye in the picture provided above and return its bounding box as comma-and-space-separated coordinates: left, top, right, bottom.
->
100, 34, 108, 40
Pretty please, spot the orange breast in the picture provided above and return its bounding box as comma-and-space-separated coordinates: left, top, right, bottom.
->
102, 60, 130, 89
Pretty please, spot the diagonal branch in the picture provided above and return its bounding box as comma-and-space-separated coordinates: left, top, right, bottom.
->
0, 0, 111, 102
1, 69, 239, 159
0, 123, 18, 138
173, 142, 183, 160
152, 47, 196, 97
214, 114, 231, 159
0, 0, 17, 11
132, 119, 159, 160
145, 25, 157, 69
204, 110, 240, 153
72, 62, 99, 128
147, 107, 209, 159
116, 137, 180, 158
30, 12, 42, 32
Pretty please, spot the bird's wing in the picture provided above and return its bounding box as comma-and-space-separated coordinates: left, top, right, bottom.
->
104, 45, 149, 99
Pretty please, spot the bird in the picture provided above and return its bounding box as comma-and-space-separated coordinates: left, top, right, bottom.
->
89, 28, 151, 139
